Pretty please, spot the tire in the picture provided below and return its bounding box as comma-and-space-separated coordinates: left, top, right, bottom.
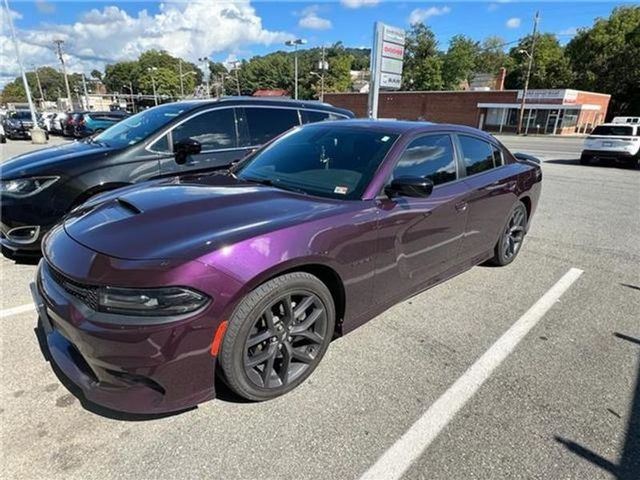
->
579, 153, 591, 165
488, 201, 528, 267
0, 134, 5, 144
220, 272, 335, 401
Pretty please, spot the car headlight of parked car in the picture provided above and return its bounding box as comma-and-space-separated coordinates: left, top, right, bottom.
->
1, 176, 59, 197
98, 286, 210, 316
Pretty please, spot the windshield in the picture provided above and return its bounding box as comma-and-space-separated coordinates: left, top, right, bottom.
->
591, 125, 634, 136
10, 111, 32, 120
236, 125, 399, 200
94, 103, 192, 147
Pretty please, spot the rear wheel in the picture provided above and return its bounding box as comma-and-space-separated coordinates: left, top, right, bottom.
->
219, 272, 335, 401
579, 153, 591, 165
489, 201, 528, 266
0, 134, 5, 143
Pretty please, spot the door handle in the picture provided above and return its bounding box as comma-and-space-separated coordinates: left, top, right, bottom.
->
455, 201, 468, 213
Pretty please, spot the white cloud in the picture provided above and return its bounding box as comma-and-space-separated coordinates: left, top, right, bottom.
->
341, 0, 380, 9
0, 1, 293, 88
558, 26, 578, 35
35, 0, 56, 14
298, 5, 332, 30
506, 17, 521, 29
408, 6, 451, 25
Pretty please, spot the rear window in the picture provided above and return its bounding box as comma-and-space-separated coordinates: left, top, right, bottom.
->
592, 125, 634, 136
243, 107, 300, 146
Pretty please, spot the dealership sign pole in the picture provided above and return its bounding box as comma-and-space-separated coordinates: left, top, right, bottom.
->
367, 22, 405, 119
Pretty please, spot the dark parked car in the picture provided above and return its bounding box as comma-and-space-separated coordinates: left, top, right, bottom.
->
0, 98, 353, 256
32, 120, 541, 413
74, 110, 129, 138
3, 110, 36, 140
62, 112, 84, 137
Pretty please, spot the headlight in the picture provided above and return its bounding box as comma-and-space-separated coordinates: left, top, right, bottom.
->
98, 286, 210, 316
1, 176, 59, 197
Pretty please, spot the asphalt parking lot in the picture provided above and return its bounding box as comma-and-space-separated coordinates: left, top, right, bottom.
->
1, 134, 639, 480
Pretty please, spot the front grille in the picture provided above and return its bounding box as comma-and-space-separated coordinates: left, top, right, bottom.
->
46, 263, 99, 310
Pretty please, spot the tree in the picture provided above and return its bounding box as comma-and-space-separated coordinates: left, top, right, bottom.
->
402, 23, 443, 91
442, 35, 480, 90
476, 36, 511, 75
505, 33, 572, 89
90, 69, 103, 81
566, 6, 640, 117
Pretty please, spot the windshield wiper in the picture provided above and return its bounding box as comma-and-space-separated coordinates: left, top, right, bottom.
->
242, 176, 308, 195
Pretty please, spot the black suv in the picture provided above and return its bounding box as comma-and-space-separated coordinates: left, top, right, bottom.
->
0, 98, 353, 257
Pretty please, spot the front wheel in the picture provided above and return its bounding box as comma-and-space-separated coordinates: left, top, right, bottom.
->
219, 272, 335, 401
489, 201, 528, 266
0, 134, 5, 143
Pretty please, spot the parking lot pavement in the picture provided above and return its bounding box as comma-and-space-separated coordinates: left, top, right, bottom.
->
0, 135, 68, 164
1, 136, 638, 480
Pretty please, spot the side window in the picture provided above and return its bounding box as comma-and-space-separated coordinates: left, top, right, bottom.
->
150, 133, 171, 153
244, 107, 300, 146
172, 108, 237, 151
392, 134, 457, 186
492, 144, 503, 167
458, 135, 495, 176
301, 110, 346, 124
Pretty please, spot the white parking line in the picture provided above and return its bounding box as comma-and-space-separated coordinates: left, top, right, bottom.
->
0, 303, 35, 318
359, 267, 584, 480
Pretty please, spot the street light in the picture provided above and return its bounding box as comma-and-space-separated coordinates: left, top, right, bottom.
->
198, 57, 211, 98
285, 38, 307, 100
229, 60, 242, 96
147, 67, 158, 106
122, 82, 136, 113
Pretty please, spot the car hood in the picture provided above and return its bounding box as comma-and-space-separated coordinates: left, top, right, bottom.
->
63, 174, 347, 261
1, 140, 117, 178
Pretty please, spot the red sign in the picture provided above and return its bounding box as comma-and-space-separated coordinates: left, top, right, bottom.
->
382, 42, 404, 60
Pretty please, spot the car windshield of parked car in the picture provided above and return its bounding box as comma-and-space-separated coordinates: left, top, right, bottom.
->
10, 111, 32, 120
236, 125, 399, 200
94, 103, 191, 147
591, 125, 634, 136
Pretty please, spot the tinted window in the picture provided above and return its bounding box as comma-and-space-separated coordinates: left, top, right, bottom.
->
591, 125, 634, 136
150, 134, 170, 153
95, 103, 190, 147
301, 110, 346, 124
459, 135, 495, 176
172, 108, 237, 151
492, 144, 503, 167
244, 107, 299, 145
237, 125, 399, 200
393, 134, 456, 186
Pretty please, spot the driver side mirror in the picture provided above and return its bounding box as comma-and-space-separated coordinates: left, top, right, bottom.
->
385, 176, 434, 198
174, 138, 202, 165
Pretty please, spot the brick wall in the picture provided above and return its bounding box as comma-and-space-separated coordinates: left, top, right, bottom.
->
324, 90, 518, 125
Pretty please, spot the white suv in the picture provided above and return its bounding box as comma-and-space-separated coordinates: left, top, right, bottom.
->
581, 123, 640, 167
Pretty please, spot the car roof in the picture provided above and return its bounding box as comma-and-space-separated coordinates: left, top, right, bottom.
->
595, 123, 636, 127
173, 97, 353, 117
300, 118, 496, 139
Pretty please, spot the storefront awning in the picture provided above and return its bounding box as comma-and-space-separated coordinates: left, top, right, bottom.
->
477, 103, 601, 111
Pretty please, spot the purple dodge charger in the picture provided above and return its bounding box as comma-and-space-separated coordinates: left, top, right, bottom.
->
32, 120, 541, 413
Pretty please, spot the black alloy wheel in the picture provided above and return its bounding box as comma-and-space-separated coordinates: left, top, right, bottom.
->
490, 201, 527, 266
243, 291, 327, 389
220, 272, 335, 401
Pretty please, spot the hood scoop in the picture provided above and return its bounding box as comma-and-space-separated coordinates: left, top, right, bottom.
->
116, 198, 142, 215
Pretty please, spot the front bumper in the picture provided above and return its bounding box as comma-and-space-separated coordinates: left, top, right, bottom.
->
31, 229, 234, 414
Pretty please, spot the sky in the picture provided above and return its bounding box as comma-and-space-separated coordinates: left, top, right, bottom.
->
0, 1, 630, 88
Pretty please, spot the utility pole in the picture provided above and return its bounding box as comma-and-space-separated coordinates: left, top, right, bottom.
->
285, 38, 307, 99
53, 39, 73, 110
179, 59, 184, 97
517, 11, 540, 135
81, 74, 89, 110
198, 58, 210, 98
148, 67, 158, 106
32, 65, 45, 105
319, 45, 327, 102
4, 0, 45, 142
230, 61, 241, 96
